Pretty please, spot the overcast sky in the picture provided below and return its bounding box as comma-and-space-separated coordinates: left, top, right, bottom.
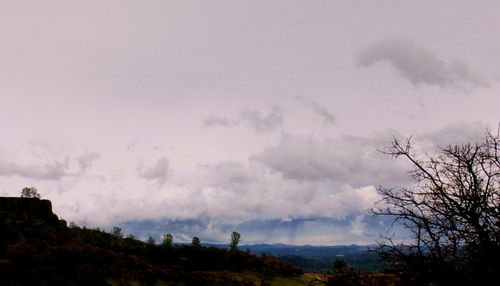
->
1, 0, 499, 245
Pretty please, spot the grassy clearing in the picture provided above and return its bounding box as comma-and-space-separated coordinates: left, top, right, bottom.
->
108, 271, 328, 286
270, 274, 324, 286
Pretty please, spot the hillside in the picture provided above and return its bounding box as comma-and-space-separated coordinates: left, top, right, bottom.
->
0, 197, 303, 286
241, 244, 385, 272
196, 243, 385, 273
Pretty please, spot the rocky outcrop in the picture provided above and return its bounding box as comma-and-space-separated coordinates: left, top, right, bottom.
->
0, 197, 60, 225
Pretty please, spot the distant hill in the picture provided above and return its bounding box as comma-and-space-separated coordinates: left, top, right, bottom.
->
198, 243, 386, 273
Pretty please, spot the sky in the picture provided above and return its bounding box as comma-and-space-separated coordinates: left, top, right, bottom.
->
1, 0, 499, 245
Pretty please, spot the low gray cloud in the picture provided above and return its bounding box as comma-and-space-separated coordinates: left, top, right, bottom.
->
200, 161, 252, 186
239, 106, 284, 133
296, 96, 335, 125
138, 157, 170, 185
77, 152, 100, 174
0, 159, 69, 180
418, 121, 488, 150
202, 116, 237, 128
252, 132, 411, 187
202, 106, 284, 133
357, 38, 482, 87
0, 151, 101, 180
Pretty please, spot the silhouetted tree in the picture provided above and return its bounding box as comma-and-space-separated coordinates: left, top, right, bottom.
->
146, 236, 156, 246
162, 233, 173, 247
230, 231, 241, 250
111, 226, 123, 238
333, 259, 347, 274
191, 237, 200, 247
372, 127, 500, 285
20, 187, 40, 199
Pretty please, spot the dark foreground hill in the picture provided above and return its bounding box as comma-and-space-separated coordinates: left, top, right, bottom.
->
0, 197, 302, 286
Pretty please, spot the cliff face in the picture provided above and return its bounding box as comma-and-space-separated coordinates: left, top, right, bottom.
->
0, 197, 59, 225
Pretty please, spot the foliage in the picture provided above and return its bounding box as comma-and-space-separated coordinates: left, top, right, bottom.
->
20, 187, 40, 199
191, 236, 200, 247
333, 259, 347, 274
372, 128, 500, 285
111, 226, 123, 238
146, 236, 156, 246
162, 233, 173, 247
230, 231, 241, 250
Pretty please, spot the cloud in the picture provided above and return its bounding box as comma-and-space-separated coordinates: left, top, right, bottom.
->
77, 152, 101, 174
239, 106, 284, 133
251, 132, 411, 186
357, 38, 482, 87
0, 144, 101, 181
296, 96, 335, 125
0, 132, 420, 244
53, 156, 382, 234
8, 125, 486, 244
200, 161, 252, 186
202, 116, 237, 128
138, 157, 170, 186
417, 121, 487, 149
189, 160, 383, 224
349, 215, 367, 236
202, 106, 284, 133
0, 159, 69, 180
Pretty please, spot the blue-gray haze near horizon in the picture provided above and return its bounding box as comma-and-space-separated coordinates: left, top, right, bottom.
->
0, 0, 499, 245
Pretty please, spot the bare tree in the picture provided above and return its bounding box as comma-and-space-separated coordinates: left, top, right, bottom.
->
372, 128, 500, 285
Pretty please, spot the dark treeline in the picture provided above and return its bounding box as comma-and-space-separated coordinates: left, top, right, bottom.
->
0, 197, 302, 286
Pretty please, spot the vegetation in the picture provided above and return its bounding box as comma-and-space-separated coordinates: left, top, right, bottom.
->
0, 197, 302, 286
162, 233, 173, 247
191, 236, 200, 247
20, 187, 40, 199
332, 259, 347, 274
230, 231, 241, 250
372, 128, 500, 285
248, 245, 385, 273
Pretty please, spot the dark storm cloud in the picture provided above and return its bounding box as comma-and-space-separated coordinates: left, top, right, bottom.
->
357, 38, 482, 87
138, 157, 170, 185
